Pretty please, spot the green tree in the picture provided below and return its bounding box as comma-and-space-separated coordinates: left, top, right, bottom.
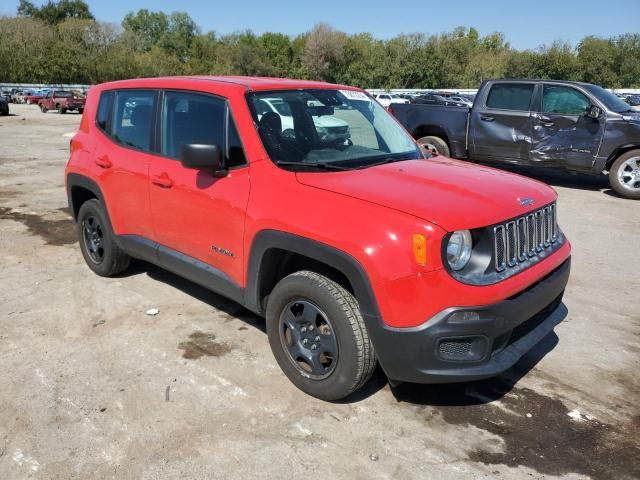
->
17, 0, 93, 24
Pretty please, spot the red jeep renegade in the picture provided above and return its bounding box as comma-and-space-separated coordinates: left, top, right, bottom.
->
65, 77, 571, 400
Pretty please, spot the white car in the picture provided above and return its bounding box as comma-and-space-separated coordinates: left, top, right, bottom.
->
374, 94, 409, 108
256, 98, 351, 144
449, 96, 474, 107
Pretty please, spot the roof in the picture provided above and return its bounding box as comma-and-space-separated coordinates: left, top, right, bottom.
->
485, 78, 595, 87
95, 76, 359, 93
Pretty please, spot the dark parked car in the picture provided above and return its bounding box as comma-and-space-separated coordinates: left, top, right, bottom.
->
0, 96, 9, 115
390, 79, 640, 199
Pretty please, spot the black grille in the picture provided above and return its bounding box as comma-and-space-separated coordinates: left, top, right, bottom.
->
493, 203, 558, 272
439, 340, 472, 357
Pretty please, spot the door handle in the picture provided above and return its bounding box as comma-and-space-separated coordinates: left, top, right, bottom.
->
480, 115, 495, 122
151, 173, 173, 188
535, 114, 555, 127
94, 156, 112, 168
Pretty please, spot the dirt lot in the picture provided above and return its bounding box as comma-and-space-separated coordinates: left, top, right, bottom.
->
1, 103, 639, 479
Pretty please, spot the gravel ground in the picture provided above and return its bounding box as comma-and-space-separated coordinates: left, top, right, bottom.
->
0, 103, 638, 480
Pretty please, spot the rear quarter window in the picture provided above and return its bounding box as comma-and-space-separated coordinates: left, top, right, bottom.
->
96, 91, 113, 133
486, 83, 535, 111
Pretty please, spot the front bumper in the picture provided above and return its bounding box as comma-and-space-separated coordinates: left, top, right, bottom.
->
369, 257, 571, 384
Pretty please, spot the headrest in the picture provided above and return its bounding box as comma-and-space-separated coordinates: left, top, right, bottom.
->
259, 111, 282, 134
130, 104, 152, 126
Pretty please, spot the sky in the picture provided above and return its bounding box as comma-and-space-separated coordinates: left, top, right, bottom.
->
1, 0, 639, 50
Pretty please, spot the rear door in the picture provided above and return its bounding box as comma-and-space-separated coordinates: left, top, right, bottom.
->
529, 83, 605, 170
470, 82, 536, 162
148, 90, 250, 286
90, 89, 156, 239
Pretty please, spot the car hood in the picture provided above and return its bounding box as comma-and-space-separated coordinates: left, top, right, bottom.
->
296, 157, 556, 231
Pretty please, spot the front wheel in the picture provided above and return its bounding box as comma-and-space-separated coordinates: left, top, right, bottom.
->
609, 150, 640, 200
266, 271, 376, 401
417, 135, 450, 157
39, 104, 47, 113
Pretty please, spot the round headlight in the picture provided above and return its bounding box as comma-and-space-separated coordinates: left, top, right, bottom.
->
446, 230, 472, 271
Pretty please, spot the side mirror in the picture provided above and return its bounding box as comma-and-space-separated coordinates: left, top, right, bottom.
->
586, 105, 602, 119
180, 144, 227, 177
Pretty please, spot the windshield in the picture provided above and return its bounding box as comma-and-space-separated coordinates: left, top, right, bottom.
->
249, 89, 421, 170
55, 91, 73, 98
583, 84, 633, 113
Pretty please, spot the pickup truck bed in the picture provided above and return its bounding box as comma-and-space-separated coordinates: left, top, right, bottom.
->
390, 103, 469, 159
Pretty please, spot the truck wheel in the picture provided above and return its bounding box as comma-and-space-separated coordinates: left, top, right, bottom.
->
78, 108, 84, 115
77, 199, 131, 276
39, 104, 47, 113
609, 150, 640, 200
60, 107, 67, 114
417, 136, 450, 157
266, 271, 376, 401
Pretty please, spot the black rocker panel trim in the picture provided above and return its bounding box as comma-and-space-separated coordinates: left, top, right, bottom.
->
116, 234, 244, 305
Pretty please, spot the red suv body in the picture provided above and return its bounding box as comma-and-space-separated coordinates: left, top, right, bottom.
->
65, 76, 571, 400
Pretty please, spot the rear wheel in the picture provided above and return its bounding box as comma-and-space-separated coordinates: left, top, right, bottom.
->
60, 107, 67, 114
609, 150, 640, 200
266, 271, 376, 401
39, 104, 47, 113
417, 135, 450, 157
77, 199, 130, 276
78, 107, 84, 115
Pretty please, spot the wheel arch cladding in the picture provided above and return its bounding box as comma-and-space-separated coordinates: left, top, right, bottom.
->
66, 173, 105, 221
245, 230, 381, 322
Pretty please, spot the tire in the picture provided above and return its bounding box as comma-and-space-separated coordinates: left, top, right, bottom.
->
417, 135, 450, 157
609, 150, 640, 200
60, 107, 67, 114
77, 199, 130, 276
78, 108, 84, 115
266, 270, 376, 401
26, 99, 31, 105
39, 104, 47, 113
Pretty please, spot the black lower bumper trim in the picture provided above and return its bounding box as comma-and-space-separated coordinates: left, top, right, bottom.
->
368, 257, 571, 384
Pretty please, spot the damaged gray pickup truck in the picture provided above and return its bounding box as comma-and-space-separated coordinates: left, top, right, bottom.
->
390, 79, 640, 199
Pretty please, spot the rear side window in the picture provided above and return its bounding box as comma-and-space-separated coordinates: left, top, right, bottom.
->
486, 83, 535, 111
542, 85, 590, 115
96, 91, 113, 132
112, 90, 156, 152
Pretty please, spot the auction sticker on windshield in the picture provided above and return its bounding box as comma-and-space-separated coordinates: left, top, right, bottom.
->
340, 90, 370, 101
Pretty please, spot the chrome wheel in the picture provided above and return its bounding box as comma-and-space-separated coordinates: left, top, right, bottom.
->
279, 300, 338, 380
617, 156, 640, 191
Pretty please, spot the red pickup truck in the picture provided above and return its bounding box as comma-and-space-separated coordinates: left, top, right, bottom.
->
65, 76, 571, 400
39, 90, 85, 114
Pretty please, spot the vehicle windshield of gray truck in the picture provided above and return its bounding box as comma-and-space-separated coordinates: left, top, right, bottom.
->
390, 79, 640, 200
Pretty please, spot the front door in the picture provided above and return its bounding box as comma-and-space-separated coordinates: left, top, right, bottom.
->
530, 84, 605, 170
470, 82, 536, 162
148, 90, 250, 287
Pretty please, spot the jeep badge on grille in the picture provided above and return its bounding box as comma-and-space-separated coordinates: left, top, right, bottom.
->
518, 197, 534, 207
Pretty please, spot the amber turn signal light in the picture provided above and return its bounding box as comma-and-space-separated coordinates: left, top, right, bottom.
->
412, 233, 427, 266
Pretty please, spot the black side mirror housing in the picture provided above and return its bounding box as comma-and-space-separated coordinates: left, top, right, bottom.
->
586, 105, 602, 119
180, 144, 228, 177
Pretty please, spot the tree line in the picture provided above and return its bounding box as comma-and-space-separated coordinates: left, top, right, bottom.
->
1, 0, 639, 89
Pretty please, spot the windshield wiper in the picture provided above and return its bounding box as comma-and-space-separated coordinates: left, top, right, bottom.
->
275, 161, 352, 171
357, 157, 415, 169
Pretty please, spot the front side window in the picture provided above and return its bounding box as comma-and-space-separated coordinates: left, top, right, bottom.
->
248, 89, 421, 170
161, 91, 225, 159
542, 85, 590, 115
486, 83, 535, 111
112, 90, 156, 152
